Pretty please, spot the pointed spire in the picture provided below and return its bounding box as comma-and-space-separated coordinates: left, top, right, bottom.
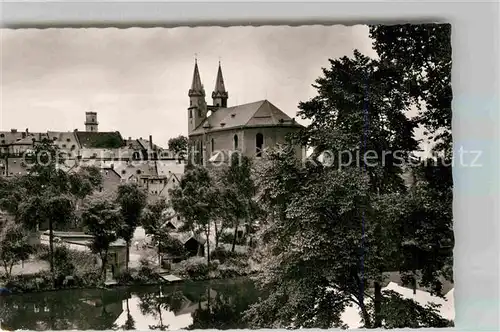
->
214, 60, 226, 93
212, 59, 228, 107
189, 57, 205, 97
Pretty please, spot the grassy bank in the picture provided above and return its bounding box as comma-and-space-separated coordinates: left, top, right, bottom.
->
1, 246, 259, 294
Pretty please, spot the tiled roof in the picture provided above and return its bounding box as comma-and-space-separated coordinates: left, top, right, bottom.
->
156, 161, 185, 177
75, 131, 125, 149
137, 138, 163, 151
171, 231, 206, 245
0, 131, 47, 146
113, 161, 157, 179
0, 131, 25, 146
124, 139, 144, 150
189, 99, 303, 135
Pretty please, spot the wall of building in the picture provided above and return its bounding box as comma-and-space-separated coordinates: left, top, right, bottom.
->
240, 126, 303, 159
100, 169, 122, 195
189, 125, 304, 164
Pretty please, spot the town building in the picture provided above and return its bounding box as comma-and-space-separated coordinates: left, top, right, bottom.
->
0, 112, 186, 202
186, 60, 305, 166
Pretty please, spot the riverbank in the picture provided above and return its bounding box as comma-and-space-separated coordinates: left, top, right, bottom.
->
1, 251, 260, 295
0, 268, 258, 295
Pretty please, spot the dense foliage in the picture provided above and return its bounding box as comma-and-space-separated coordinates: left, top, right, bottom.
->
116, 183, 148, 270
167, 135, 189, 159
245, 25, 453, 329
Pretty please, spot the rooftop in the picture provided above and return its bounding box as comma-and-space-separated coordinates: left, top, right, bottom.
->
190, 99, 303, 135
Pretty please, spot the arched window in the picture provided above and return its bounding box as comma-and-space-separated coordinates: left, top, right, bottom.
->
256, 133, 264, 157
189, 109, 193, 118
211, 138, 215, 153
233, 134, 239, 150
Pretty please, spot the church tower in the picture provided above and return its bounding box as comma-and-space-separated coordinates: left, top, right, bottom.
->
85, 111, 98, 132
188, 59, 207, 133
212, 61, 228, 108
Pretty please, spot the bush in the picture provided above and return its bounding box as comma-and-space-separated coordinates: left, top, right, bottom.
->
53, 246, 75, 276
116, 270, 134, 285
218, 264, 242, 279
211, 246, 248, 264
177, 257, 210, 280
3, 272, 52, 293
33, 244, 50, 261
220, 232, 246, 246
130, 258, 161, 284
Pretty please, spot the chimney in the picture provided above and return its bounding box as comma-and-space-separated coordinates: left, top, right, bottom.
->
149, 135, 153, 150
25, 128, 29, 133
10, 129, 17, 133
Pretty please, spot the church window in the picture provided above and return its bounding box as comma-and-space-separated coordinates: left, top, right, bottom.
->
198, 109, 201, 117
233, 134, 239, 150
189, 109, 193, 118
256, 133, 264, 157
0, 134, 4, 138
211, 138, 215, 152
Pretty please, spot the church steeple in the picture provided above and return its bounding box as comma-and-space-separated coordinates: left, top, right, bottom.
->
212, 60, 228, 108
188, 57, 207, 134
189, 58, 205, 98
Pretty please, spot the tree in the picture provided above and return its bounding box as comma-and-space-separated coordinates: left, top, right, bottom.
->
246, 49, 451, 329
69, 166, 103, 210
115, 183, 147, 271
1, 139, 102, 278
368, 24, 452, 156
141, 198, 179, 266
216, 154, 259, 252
170, 165, 217, 263
368, 23, 454, 292
81, 199, 122, 280
168, 135, 188, 159
0, 218, 32, 279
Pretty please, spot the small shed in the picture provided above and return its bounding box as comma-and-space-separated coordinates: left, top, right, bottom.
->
170, 232, 207, 257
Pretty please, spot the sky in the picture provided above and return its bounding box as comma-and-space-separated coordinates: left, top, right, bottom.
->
0, 25, 385, 148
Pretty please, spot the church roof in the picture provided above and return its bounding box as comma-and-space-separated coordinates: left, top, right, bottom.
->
189, 99, 303, 135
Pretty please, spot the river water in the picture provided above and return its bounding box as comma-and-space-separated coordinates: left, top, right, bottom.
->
0, 278, 259, 330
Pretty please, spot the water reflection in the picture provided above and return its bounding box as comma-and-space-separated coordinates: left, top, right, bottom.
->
0, 278, 258, 331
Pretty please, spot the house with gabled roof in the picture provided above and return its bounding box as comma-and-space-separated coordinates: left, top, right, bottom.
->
187, 60, 305, 165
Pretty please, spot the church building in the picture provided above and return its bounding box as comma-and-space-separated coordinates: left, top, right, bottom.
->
187, 59, 305, 165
